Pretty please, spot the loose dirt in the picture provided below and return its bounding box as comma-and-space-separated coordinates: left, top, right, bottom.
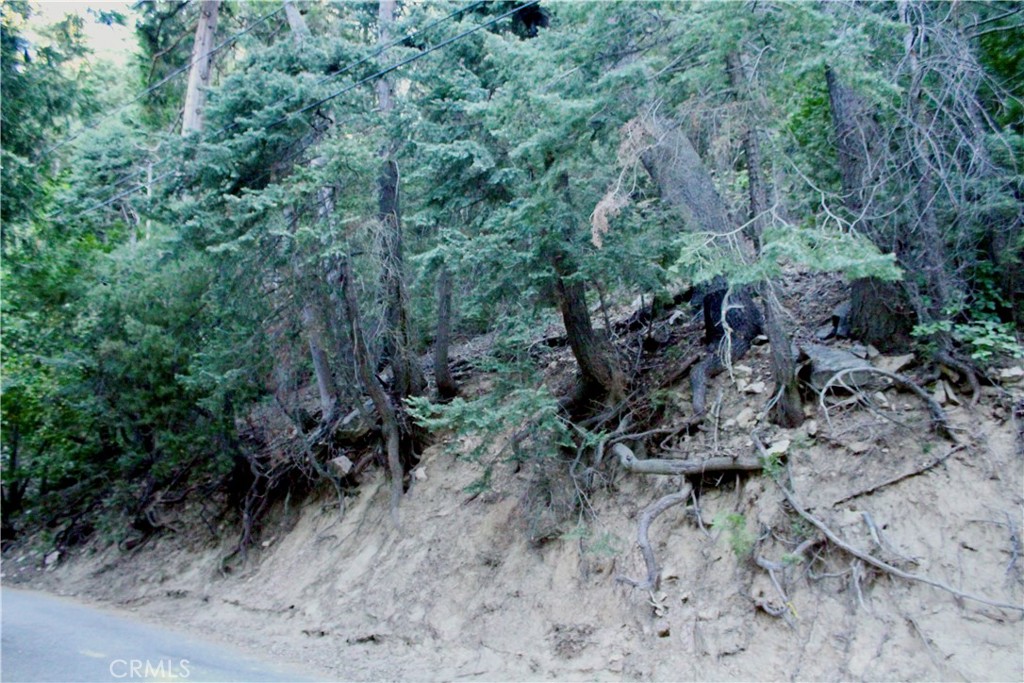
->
9, 346, 1023, 682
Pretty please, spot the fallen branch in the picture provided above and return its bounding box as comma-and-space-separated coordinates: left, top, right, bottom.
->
819, 366, 955, 441
616, 482, 693, 591
614, 443, 762, 476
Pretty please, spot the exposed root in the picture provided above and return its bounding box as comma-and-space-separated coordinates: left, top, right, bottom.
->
754, 555, 797, 627
775, 474, 1023, 613
614, 443, 762, 476
830, 444, 967, 506
616, 481, 693, 591
819, 366, 956, 441
934, 349, 982, 407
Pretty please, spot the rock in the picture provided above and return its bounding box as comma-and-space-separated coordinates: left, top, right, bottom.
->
866, 344, 880, 359
847, 441, 872, 454
733, 365, 754, 377
815, 323, 836, 341
736, 407, 756, 429
414, 467, 428, 482
800, 343, 884, 393
44, 551, 60, 567
261, 537, 275, 548
998, 366, 1024, 384
833, 301, 852, 338
744, 381, 766, 394
875, 353, 915, 374
930, 380, 962, 406
804, 419, 818, 437
766, 439, 791, 456
329, 455, 354, 476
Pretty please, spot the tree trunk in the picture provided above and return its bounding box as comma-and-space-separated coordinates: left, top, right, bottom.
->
639, 115, 763, 414
728, 52, 802, 428
282, 0, 310, 45
434, 266, 458, 401
285, 202, 339, 423
340, 257, 404, 522
302, 304, 338, 422
376, 0, 424, 400
181, 0, 220, 135
825, 66, 915, 351
553, 263, 626, 407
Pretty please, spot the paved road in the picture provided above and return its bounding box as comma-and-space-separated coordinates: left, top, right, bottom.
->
1, 589, 317, 682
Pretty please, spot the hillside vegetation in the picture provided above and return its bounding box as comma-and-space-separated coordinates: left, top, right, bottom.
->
2, 1, 1023, 679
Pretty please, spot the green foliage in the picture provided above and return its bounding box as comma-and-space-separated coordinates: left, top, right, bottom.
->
913, 318, 1023, 363
407, 384, 570, 462
4, 0, 1021, 546
712, 512, 755, 560
759, 451, 785, 482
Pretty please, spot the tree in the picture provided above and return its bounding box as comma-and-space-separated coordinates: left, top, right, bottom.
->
181, 0, 219, 134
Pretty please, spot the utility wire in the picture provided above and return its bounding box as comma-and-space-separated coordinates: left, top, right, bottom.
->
40, 6, 284, 160
267, 0, 539, 128
211, 0, 488, 140
58, 1, 489, 214
71, 0, 537, 218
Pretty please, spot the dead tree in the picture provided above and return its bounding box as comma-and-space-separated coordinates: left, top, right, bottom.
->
376, 0, 425, 401
181, 0, 220, 135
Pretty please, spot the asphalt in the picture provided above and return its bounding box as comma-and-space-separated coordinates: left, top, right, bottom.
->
1, 588, 319, 683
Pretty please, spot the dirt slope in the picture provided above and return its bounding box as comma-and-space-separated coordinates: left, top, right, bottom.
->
10, 344, 1023, 682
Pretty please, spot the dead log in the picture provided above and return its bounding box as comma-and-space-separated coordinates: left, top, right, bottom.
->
613, 443, 762, 476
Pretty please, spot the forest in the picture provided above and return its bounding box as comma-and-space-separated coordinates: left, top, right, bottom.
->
2, 0, 1022, 567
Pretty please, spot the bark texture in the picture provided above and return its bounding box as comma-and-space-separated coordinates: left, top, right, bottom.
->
282, 0, 310, 44
640, 115, 763, 414
433, 267, 458, 401
825, 66, 915, 351
728, 52, 803, 427
340, 258, 404, 522
553, 267, 626, 406
181, 0, 220, 135
376, 0, 424, 400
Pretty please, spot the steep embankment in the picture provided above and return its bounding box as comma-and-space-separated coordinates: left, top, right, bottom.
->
10, 338, 1023, 682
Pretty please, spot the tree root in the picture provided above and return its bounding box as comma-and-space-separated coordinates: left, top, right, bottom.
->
614, 443, 762, 476
616, 482, 693, 591
934, 349, 981, 407
830, 445, 966, 506
819, 366, 956, 441
774, 474, 1023, 613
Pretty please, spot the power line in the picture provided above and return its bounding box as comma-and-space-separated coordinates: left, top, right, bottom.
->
212, 0, 489, 140
57, 1, 490, 213
71, 0, 538, 218
79, 168, 179, 217
268, 0, 539, 128
40, 6, 284, 160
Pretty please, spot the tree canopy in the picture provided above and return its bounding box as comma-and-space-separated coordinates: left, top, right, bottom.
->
2, 0, 1021, 548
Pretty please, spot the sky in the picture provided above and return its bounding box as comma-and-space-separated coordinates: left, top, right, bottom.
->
27, 1, 139, 64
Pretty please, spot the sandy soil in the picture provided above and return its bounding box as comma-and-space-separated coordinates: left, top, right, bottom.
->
9, 342, 1023, 682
